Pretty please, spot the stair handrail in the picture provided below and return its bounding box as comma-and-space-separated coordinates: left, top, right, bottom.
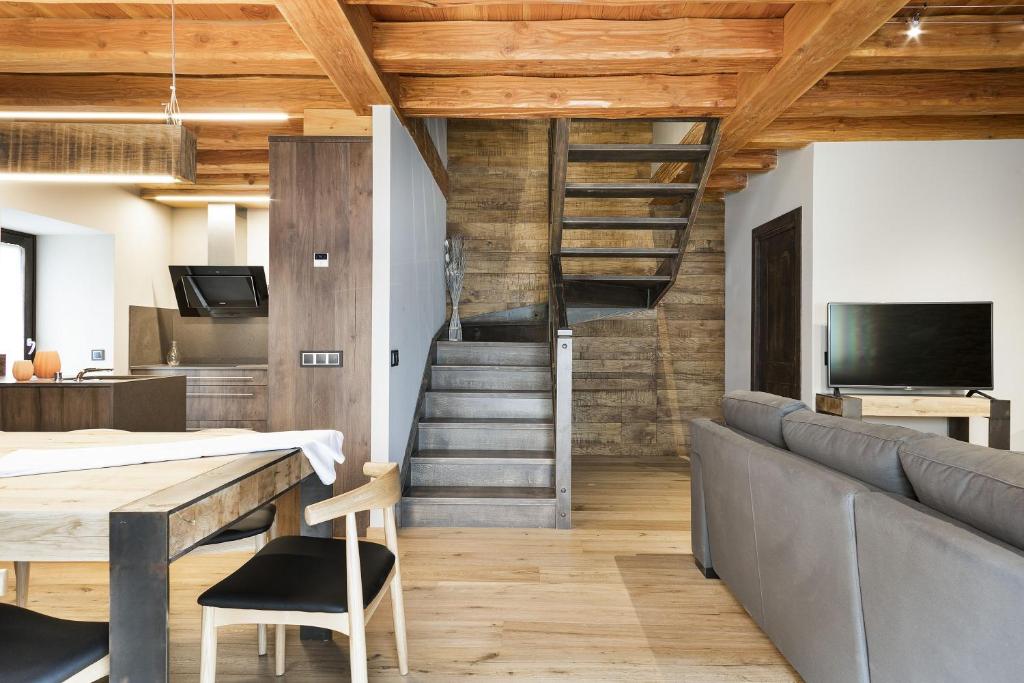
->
548, 118, 572, 529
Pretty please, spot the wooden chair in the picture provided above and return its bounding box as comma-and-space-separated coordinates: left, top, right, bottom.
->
198, 462, 408, 682
0, 568, 110, 683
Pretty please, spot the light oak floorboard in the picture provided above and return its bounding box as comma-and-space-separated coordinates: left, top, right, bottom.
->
1, 456, 799, 681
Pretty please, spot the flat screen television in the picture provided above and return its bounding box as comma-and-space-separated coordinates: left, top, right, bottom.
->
827, 302, 993, 390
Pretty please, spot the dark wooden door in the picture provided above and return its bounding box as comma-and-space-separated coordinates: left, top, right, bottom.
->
751, 208, 801, 399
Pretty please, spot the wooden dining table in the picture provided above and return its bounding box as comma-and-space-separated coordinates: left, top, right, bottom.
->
0, 431, 335, 682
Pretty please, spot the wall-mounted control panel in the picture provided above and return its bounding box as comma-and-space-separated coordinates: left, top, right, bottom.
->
313, 252, 329, 268
91, 349, 106, 361
301, 351, 342, 367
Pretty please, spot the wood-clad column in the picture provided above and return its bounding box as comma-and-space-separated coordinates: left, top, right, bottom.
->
269, 135, 374, 641
268, 135, 372, 518
268, 135, 373, 529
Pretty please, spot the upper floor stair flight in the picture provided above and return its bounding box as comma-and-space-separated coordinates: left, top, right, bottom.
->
548, 118, 721, 322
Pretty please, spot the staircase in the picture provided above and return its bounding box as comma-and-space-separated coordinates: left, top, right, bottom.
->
401, 340, 561, 528
549, 118, 721, 322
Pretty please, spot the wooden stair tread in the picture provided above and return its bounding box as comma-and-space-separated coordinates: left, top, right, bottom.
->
565, 182, 698, 198
406, 486, 556, 501
562, 216, 687, 230
568, 143, 711, 162
414, 449, 555, 461
560, 247, 679, 258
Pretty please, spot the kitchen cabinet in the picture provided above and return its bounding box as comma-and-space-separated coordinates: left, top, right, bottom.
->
130, 364, 268, 431
0, 375, 186, 431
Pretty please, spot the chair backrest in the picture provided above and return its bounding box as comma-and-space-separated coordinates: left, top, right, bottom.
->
303, 462, 401, 527
302, 463, 402, 622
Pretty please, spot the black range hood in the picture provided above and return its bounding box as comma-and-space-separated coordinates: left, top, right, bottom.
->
169, 265, 269, 318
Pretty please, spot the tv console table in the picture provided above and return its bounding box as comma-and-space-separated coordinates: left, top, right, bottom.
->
815, 393, 1011, 450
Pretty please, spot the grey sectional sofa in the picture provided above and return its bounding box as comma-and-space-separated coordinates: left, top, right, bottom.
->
690, 390, 1024, 683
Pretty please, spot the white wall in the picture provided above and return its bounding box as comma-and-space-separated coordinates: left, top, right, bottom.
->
36, 234, 115, 373
0, 183, 175, 373
725, 140, 1024, 449
811, 140, 1024, 448
171, 207, 208, 265
724, 146, 815, 400
246, 209, 270, 275
371, 106, 448, 473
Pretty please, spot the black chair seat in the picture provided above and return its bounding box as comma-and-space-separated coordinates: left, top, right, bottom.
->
198, 536, 396, 613
201, 504, 276, 546
0, 604, 108, 683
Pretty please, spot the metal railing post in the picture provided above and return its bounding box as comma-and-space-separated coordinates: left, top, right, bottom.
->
554, 328, 572, 529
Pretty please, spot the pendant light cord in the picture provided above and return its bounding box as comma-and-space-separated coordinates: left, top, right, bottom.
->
165, 0, 182, 125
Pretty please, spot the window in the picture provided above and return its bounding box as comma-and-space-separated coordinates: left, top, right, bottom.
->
0, 229, 35, 363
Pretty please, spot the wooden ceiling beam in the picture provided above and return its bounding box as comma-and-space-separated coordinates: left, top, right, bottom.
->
838, 15, 1024, 72
140, 174, 271, 192
196, 149, 269, 175
346, 0, 827, 5
0, 74, 346, 114
398, 74, 736, 117
749, 115, 1024, 148
706, 0, 908, 169
276, 0, 448, 197
186, 120, 305, 150
784, 70, 1024, 118
0, 19, 318, 76
374, 18, 782, 76
276, 0, 394, 115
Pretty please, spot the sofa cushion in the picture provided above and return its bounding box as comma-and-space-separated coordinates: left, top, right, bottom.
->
899, 436, 1024, 551
782, 410, 923, 497
721, 391, 806, 448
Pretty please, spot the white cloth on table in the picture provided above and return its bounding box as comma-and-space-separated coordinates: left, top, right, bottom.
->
0, 430, 345, 484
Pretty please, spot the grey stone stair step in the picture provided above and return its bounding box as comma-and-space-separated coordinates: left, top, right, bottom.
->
401, 487, 557, 528
562, 216, 687, 230
568, 143, 711, 163
435, 341, 550, 367
425, 390, 552, 419
417, 418, 553, 451
431, 365, 551, 391
565, 182, 698, 198
411, 450, 554, 487
406, 486, 556, 500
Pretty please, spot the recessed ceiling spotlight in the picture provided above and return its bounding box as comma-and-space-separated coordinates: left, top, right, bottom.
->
907, 12, 923, 38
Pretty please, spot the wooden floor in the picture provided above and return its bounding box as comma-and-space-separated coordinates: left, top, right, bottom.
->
3, 456, 799, 682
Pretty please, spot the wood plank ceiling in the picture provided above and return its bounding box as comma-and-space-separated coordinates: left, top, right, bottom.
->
0, 0, 1020, 199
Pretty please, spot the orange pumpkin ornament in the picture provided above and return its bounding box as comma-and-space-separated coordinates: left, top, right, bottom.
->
12, 360, 34, 382
33, 351, 61, 380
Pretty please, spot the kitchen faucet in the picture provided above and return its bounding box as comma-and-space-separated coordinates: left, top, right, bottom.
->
74, 368, 114, 382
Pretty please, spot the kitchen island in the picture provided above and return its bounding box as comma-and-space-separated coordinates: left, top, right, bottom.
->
0, 374, 186, 431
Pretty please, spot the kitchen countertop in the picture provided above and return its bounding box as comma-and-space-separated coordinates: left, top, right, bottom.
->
131, 363, 268, 370
0, 375, 172, 387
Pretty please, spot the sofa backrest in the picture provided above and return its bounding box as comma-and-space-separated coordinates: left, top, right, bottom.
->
782, 410, 925, 498
899, 435, 1024, 551
721, 390, 806, 448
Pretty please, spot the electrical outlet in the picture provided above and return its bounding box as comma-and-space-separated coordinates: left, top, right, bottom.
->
300, 351, 342, 367
91, 349, 106, 361
391, 349, 400, 367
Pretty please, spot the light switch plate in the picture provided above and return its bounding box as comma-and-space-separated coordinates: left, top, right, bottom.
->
391, 349, 400, 367
91, 349, 106, 361
300, 350, 342, 367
